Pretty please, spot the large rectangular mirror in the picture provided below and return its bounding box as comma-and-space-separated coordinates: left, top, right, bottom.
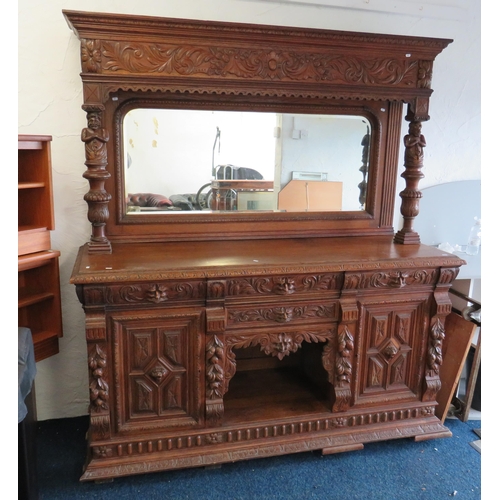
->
124, 109, 371, 214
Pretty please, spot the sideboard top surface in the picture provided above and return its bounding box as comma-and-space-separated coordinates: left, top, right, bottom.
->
70, 236, 465, 284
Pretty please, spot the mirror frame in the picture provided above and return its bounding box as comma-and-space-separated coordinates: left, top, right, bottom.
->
63, 10, 452, 252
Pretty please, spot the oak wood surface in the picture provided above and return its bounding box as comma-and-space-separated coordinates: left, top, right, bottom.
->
71, 236, 465, 283
63, 11, 461, 481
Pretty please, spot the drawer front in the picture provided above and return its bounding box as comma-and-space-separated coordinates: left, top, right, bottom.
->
81, 280, 206, 307
110, 308, 204, 433
226, 300, 339, 330
343, 268, 439, 291
226, 273, 342, 300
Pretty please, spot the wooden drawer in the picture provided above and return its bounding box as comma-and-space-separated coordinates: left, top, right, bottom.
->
226, 299, 339, 330
225, 273, 342, 301
80, 280, 207, 308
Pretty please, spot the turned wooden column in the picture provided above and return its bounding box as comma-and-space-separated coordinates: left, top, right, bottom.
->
394, 114, 427, 245
81, 105, 112, 254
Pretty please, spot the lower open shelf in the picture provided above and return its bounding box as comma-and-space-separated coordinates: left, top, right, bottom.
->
223, 366, 331, 425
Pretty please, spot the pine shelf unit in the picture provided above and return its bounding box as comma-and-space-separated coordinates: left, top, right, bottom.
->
18, 135, 63, 361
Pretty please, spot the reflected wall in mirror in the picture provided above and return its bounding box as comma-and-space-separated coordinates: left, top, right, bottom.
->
124, 109, 370, 214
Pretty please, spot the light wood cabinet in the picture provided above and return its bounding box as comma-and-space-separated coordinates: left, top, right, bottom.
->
18, 135, 63, 361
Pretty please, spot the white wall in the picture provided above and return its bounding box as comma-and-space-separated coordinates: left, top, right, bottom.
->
124, 109, 277, 196
18, 0, 481, 420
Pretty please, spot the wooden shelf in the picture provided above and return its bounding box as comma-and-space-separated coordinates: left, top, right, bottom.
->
18, 291, 56, 309
19, 182, 46, 189
31, 330, 61, 363
18, 135, 54, 256
18, 135, 62, 362
18, 250, 60, 272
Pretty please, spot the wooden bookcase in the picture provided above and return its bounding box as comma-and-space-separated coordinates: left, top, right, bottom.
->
18, 135, 63, 361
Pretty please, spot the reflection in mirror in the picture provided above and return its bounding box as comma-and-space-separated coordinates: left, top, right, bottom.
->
124, 109, 371, 214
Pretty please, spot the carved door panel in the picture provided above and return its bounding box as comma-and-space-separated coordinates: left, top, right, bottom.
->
110, 308, 204, 433
354, 293, 430, 405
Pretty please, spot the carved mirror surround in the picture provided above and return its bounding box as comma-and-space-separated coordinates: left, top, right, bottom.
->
63, 10, 451, 252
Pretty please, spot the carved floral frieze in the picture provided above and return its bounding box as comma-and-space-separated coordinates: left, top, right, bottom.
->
81, 39, 421, 90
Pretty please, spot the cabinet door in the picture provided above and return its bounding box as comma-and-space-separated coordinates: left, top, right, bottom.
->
110, 308, 204, 433
355, 293, 430, 405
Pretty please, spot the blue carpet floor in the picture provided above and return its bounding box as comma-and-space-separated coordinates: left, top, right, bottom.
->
36, 416, 481, 499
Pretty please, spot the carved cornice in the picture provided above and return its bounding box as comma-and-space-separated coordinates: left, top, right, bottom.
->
65, 11, 451, 52
65, 10, 451, 108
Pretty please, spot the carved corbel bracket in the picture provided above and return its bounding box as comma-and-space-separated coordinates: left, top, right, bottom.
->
81, 104, 112, 254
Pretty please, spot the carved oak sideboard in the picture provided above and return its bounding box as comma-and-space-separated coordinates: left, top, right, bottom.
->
64, 11, 464, 481
71, 238, 464, 480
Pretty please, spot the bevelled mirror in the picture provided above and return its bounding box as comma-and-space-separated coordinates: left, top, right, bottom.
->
123, 108, 371, 214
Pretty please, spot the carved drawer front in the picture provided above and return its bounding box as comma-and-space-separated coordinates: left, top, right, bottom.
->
343, 269, 438, 291
226, 300, 339, 330
354, 294, 430, 405
110, 308, 204, 433
82, 280, 206, 307
226, 273, 342, 300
